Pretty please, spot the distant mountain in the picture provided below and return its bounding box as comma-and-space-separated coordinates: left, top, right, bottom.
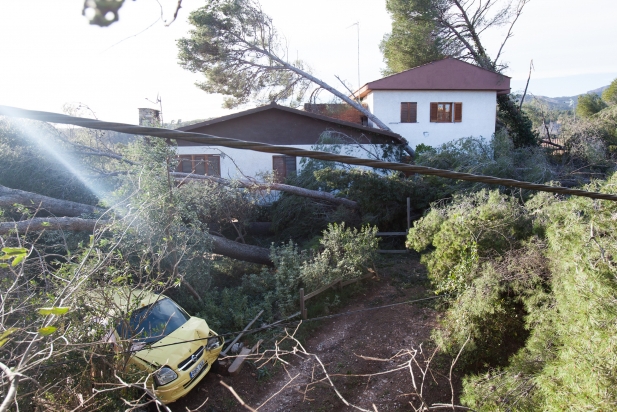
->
519, 85, 609, 111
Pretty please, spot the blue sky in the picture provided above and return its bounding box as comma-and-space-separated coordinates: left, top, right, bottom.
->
0, 0, 615, 125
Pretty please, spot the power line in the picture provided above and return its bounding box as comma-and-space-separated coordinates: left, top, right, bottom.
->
35, 294, 444, 370
1, 105, 616, 202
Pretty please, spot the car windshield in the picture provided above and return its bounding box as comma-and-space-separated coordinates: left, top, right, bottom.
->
116, 298, 190, 344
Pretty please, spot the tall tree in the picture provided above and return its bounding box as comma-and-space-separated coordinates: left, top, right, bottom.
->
602, 78, 617, 106
177, 0, 313, 109
380, 0, 458, 76
177, 0, 416, 156
381, 0, 537, 147
576, 93, 608, 118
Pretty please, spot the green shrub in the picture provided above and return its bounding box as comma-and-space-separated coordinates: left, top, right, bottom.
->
576, 93, 608, 118
407, 190, 533, 295
196, 223, 379, 330
412, 176, 617, 410
407, 190, 556, 369
301, 223, 379, 290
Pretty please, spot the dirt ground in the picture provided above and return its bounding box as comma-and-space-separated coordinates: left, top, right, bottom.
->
174, 254, 460, 412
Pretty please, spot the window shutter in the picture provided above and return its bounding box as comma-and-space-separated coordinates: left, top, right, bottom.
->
284, 156, 297, 177
401, 102, 418, 123
409, 102, 417, 123
430, 103, 438, 122
400, 103, 409, 123
194, 156, 206, 175
454, 102, 463, 122
208, 155, 221, 177
272, 156, 286, 183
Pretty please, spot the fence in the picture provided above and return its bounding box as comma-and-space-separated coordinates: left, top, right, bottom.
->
376, 197, 410, 254
299, 273, 373, 320
540, 136, 565, 155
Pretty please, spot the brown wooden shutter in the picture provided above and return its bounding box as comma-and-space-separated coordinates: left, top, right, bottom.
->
273, 156, 285, 183
401, 102, 418, 123
194, 155, 206, 175
409, 102, 417, 123
454, 102, 463, 122
430, 103, 438, 122
207, 155, 221, 177
284, 156, 296, 177
178, 155, 192, 174
401, 103, 409, 123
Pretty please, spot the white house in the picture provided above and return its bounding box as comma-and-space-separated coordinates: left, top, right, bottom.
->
356, 58, 511, 148
173, 103, 405, 180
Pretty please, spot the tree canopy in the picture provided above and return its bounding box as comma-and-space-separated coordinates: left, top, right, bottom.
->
381, 0, 531, 73
176, 0, 414, 154
380, 0, 452, 76
576, 92, 608, 118
177, 0, 313, 109
380, 0, 537, 148
602, 77, 617, 106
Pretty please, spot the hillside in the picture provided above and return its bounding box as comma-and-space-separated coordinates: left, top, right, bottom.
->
519, 84, 609, 111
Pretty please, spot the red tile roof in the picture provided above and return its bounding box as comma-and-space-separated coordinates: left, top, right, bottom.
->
355, 58, 511, 98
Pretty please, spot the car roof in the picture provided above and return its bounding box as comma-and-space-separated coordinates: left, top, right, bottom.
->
111, 288, 162, 310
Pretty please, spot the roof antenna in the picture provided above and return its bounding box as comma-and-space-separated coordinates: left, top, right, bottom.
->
347, 22, 360, 90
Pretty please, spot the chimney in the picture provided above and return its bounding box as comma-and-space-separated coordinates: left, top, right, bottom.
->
138, 108, 161, 127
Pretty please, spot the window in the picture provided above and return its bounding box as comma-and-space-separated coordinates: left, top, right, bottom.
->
115, 298, 190, 344
272, 155, 297, 183
400, 102, 417, 123
430, 102, 463, 123
177, 155, 221, 177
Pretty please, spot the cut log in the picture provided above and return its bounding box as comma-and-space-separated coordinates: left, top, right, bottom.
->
0, 217, 272, 265
0, 217, 110, 235
171, 172, 360, 209
211, 234, 272, 266
0, 183, 274, 265
0, 185, 104, 217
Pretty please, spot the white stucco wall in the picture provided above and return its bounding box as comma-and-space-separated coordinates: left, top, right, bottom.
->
365, 90, 497, 149
177, 144, 379, 180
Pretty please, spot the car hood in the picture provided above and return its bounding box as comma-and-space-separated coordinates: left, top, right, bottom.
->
134, 316, 211, 368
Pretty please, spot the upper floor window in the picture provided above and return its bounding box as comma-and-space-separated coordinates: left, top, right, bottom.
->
177, 154, 221, 177
400, 102, 417, 123
430, 102, 463, 123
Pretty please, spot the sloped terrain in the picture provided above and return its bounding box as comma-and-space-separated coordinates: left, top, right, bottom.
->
175, 254, 461, 412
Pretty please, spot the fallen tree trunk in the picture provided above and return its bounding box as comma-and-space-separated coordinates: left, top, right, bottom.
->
0, 216, 273, 265
0, 185, 104, 217
210, 234, 272, 266
0, 217, 110, 235
171, 172, 360, 210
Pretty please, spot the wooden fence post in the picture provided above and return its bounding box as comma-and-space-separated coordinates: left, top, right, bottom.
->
300, 288, 307, 320
407, 197, 411, 231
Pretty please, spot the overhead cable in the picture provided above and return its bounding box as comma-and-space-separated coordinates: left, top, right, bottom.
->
1, 105, 616, 202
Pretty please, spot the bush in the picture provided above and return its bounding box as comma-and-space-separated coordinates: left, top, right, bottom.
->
407, 190, 534, 295
410, 176, 617, 410
415, 133, 554, 192
406, 190, 551, 367
576, 93, 608, 118
197, 223, 379, 330
301, 223, 379, 290
557, 107, 617, 165
602, 77, 617, 105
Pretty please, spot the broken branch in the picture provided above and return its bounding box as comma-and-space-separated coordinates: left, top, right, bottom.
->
172, 172, 360, 209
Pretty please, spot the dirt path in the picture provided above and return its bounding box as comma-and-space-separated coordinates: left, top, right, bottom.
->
175, 255, 458, 412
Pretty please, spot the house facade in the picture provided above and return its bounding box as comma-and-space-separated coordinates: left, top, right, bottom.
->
173, 103, 405, 181
356, 58, 511, 148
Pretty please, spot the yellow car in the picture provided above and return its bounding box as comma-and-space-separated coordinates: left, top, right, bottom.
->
107, 289, 223, 404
